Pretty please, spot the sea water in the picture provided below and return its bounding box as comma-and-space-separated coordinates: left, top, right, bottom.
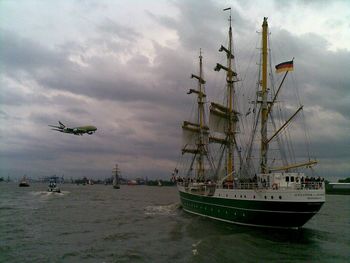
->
0, 183, 349, 262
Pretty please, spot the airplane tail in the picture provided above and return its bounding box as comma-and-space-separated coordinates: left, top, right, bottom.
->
58, 121, 65, 128
48, 121, 65, 130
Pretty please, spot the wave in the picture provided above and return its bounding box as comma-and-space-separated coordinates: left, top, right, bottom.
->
29, 190, 70, 197
144, 203, 180, 216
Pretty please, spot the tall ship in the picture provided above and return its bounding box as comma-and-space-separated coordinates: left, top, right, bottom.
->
112, 164, 120, 189
175, 10, 325, 229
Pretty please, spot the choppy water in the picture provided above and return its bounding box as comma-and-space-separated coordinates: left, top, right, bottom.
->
0, 183, 349, 263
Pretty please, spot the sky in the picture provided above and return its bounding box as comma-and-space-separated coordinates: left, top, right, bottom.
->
0, 0, 349, 181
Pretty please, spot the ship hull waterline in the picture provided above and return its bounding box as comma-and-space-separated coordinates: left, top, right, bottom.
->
178, 189, 324, 229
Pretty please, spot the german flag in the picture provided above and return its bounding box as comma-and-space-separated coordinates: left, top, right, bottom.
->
275, 60, 294, 73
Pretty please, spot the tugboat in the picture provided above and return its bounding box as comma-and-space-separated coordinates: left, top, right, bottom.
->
175, 10, 325, 229
19, 176, 30, 187
47, 176, 61, 193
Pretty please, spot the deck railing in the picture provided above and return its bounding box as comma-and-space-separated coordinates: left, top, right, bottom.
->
218, 181, 324, 190
177, 180, 324, 191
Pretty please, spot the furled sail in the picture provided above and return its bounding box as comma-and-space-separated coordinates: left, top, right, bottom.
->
182, 121, 208, 153
209, 102, 237, 134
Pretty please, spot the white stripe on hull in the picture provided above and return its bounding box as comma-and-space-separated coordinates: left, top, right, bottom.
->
182, 208, 299, 230
180, 196, 318, 214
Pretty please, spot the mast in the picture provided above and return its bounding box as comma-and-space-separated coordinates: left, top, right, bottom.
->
211, 8, 238, 180
182, 50, 208, 181
197, 49, 205, 180
223, 8, 235, 179
227, 11, 235, 179
260, 17, 268, 174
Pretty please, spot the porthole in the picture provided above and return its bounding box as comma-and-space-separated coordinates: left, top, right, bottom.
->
279, 196, 282, 199
271, 196, 274, 199
264, 196, 267, 199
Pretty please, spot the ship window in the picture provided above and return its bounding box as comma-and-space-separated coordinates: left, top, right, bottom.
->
253, 195, 255, 199
286, 176, 289, 182
240, 195, 242, 198
279, 196, 282, 199
244, 195, 246, 198
235, 195, 236, 198
271, 196, 274, 199
264, 196, 267, 199
291, 176, 295, 182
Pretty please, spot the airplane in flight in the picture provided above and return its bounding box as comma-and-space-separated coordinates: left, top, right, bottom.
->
49, 121, 97, 136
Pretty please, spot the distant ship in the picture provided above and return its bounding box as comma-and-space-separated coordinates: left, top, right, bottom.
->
326, 183, 350, 195
175, 12, 325, 229
127, 180, 137, 186
19, 176, 30, 187
112, 164, 120, 189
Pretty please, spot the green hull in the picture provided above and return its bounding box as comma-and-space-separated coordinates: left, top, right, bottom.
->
179, 190, 324, 229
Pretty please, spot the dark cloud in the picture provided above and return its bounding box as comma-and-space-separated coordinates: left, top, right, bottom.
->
0, 29, 65, 71
268, 30, 350, 120
1, 0, 349, 180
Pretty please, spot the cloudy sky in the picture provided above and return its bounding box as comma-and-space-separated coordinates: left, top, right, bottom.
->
1, 0, 349, 181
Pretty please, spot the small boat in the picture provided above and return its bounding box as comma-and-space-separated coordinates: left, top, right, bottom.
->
112, 164, 120, 189
19, 176, 30, 187
47, 177, 61, 193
